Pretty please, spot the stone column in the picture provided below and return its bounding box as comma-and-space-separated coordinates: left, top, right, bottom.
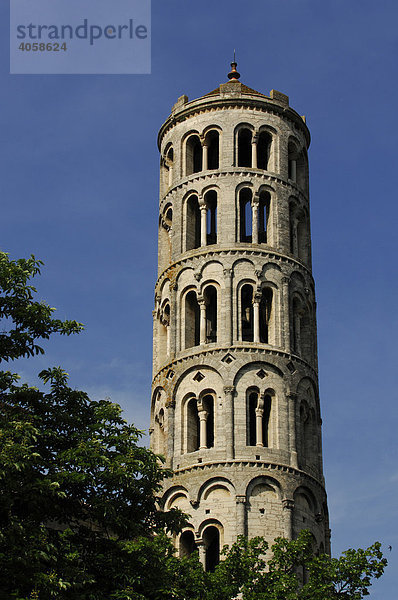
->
253, 292, 261, 343
251, 197, 259, 244
198, 296, 206, 345
166, 324, 170, 356
200, 203, 207, 247
224, 386, 235, 460
170, 283, 178, 355
196, 539, 206, 567
236, 495, 247, 537
251, 134, 258, 168
148, 426, 154, 450
281, 277, 290, 351
287, 392, 298, 468
165, 156, 173, 187
166, 399, 176, 469
255, 408, 264, 446
223, 268, 233, 345
282, 498, 295, 539
198, 408, 208, 450
202, 141, 208, 171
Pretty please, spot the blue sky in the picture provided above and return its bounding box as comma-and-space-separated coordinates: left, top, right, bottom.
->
1, 0, 397, 596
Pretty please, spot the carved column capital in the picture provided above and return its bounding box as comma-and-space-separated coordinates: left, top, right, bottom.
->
282, 498, 295, 510
236, 495, 246, 505
223, 385, 236, 396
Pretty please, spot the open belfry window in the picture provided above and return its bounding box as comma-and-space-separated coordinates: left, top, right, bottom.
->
241, 284, 254, 341
203, 285, 217, 343
204, 190, 217, 245
239, 188, 252, 242
205, 130, 219, 170
258, 191, 271, 244
185, 290, 200, 348
203, 526, 220, 572
237, 127, 252, 167
257, 131, 272, 170
247, 389, 272, 447
186, 134, 202, 175
186, 195, 201, 250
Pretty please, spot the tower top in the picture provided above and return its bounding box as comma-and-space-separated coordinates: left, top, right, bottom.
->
227, 53, 240, 81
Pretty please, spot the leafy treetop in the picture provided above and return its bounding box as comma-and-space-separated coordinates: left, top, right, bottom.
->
0, 252, 83, 362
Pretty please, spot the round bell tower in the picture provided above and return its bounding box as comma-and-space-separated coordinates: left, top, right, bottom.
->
150, 63, 330, 570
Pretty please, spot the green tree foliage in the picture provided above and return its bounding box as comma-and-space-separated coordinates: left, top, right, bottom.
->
0, 253, 83, 362
162, 532, 387, 600
0, 252, 387, 599
0, 252, 185, 599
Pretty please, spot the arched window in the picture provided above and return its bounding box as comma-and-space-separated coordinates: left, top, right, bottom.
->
186, 134, 202, 175
205, 190, 217, 245
259, 287, 272, 343
246, 389, 272, 447
204, 285, 217, 343
203, 526, 220, 572
186, 195, 201, 250
185, 290, 200, 348
300, 307, 313, 363
288, 142, 307, 192
296, 149, 308, 192
238, 128, 252, 167
258, 191, 271, 244
179, 530, 197, 558
239, 188, 252, 242
164, 205, 173, 228
247, 389, 258, 446
206, 130, 219, 170
155, 408, 166, 455
241, 284, 254, 341
297, 216, 309, 264
299, 402, 315, 467
159, 302, 170, 359
288, 141, 298, 182
289, 202, 297, 254
165, 146, 174, 187
262, 394, 272, 447
257, 131, 272, 170
186, 397, 200, 453
292, 295, 313, 362
198, 394, 215, 449
292, 296, 301, 355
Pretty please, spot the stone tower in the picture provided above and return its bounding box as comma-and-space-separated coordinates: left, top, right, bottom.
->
150, 63, 330, 570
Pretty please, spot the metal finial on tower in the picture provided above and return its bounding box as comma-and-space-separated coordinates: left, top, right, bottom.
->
228, 51, 240, 81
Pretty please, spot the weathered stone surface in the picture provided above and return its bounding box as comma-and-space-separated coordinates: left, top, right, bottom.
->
150, 74, 330, 564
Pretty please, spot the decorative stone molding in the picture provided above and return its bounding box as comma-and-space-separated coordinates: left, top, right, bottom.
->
282, 498, 295, 510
